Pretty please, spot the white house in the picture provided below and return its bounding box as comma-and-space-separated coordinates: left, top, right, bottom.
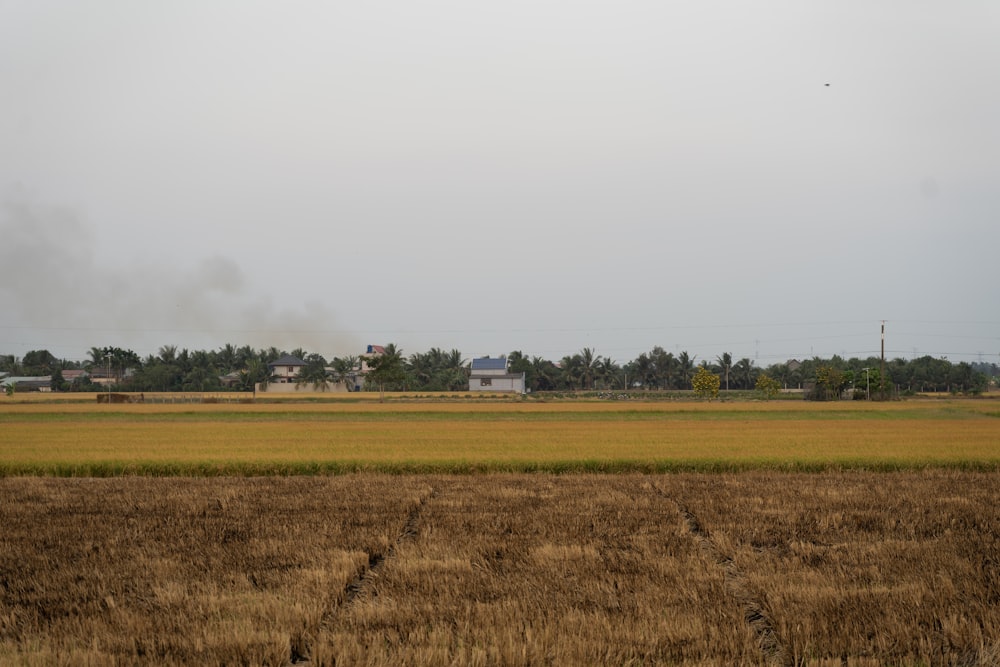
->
267, 354, 308, 384
469, 357, 525, 393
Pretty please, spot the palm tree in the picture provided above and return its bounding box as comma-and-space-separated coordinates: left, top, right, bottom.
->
158, 345, 178, 365
530, 356, 558, 391
87, 347, 105, 369
632, 353, 654, 389
579, 348, 600, 390
0, 354, 21, 375
217, 343, 237, 372
441, 349, 468, 391
677, 351, 696, 389
330, 356, 360, 391
366, 344, 405, 401
241, 358, 274, 398
408, 350, 434, 388
296, 354, 330, 392
715, 352, 733, 391
595, 357, 621, 389
734, 358, 756, 390
559, 354, 583, 390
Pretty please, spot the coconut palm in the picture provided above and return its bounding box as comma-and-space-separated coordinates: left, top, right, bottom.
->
595, 357, 621, 390
631, 353, 654, 389
559, 354, 584, 390
241, 358, 275, 398
530, 356, 558, 391
578, 348, 600, 390
366, 344, 405, 401
330, 356, 360, 391
296, 358, 330, 392
715, 352, 733, 391
677, 351, 697, 389
734, 357, 757, 389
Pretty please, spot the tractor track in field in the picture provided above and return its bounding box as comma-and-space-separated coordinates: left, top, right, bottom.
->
653, 484, 792, 667
295, 487, 436, 664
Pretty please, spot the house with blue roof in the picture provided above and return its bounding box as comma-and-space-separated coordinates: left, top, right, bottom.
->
469, 357, 525, 393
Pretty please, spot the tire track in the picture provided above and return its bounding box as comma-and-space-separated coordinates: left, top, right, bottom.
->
654, 484, 792, 667
294, 487, 436, 664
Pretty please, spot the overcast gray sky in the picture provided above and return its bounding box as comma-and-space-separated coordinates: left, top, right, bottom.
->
2, 1, 998, 367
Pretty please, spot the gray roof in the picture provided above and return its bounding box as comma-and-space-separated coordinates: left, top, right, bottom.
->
471, 357, 507, 371
268, 355, 307, 368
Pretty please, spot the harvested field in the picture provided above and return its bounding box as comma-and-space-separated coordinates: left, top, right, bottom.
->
2, 473, 998, 665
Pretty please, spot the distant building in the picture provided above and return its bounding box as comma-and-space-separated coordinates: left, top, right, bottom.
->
1, 376, 52, 392
61, 370, 88, 384
258, 354, 356, 394
469, 357, 525, 393
360, 345, 386, 375
267, 354, 308, 384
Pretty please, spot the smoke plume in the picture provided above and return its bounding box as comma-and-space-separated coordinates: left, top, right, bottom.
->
0, 192, 360, 360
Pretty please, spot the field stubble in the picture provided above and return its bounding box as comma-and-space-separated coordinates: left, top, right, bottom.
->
2, 473, 998, 666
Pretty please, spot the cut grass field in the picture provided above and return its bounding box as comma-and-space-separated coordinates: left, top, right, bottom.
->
2, 473, 998, 665
1, 398, 998, 475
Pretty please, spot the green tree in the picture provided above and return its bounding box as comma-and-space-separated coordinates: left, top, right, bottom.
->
595, 357, 621, 390
631, 353, 655, 389
559, 354, 584, 390
809, 365, 846, 401
438, 349, 468, 391
365, 344, 406, 401
240, 358, 274, 398
578, 348, 599, 390
0, 354, 20, 374
651, 347, 676, 389
755, 373, 781, 400
677, 351, 696, 389
330, 356, 360, 391
529, 356, 559, 392
50, 367, 67, 392
21, 349, 57, 376
692, 367, 720, 399
296, 354, 331, 391
733, 357, 757, 390
93, 347, 141, 386
715, 352, 733, 391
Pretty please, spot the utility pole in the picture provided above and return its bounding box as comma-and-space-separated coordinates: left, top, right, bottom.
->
880, 321, 886, 401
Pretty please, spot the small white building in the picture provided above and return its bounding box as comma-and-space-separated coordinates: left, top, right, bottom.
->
469, 357, 525, 393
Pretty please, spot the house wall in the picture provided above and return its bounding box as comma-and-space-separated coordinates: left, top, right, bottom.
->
269, 366, 302, 383
256, 381, 350, 394
469, 373, 525, 393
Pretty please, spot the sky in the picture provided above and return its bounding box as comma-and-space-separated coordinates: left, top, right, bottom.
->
2, 1, 998, 368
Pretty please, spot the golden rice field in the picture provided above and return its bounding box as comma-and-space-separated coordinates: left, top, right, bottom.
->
1, 396, 998, 474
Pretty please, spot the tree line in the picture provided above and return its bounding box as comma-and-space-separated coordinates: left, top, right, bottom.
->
1, 343, 995, 396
